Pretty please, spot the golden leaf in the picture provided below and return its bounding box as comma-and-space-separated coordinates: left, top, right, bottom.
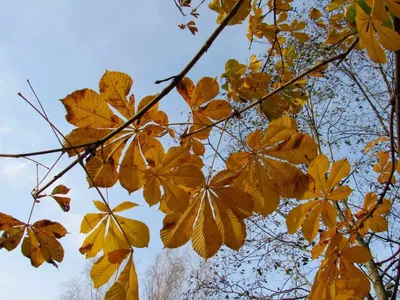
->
105, 254, 139, 300
79, 219, 107, 258
91, 249, 131, 288
99, 70, 134, 119
210, 192, 246, 250
115, 216, 150, 248
209, 0, 251, 25
310, 7, 322, 20
287, 155, 351, 241
50, 185, 71, 212
93, 200, 109, 212
161, 170, 253, 258
354, 193, 391, 235
119, 139, 147, 194
141, 146, 205, 212
18, 220, 67, 268
61, 89, 124, 128
373, 151, 396, 184
227, 116, 316, 216
62, 72, 173, 194
112, 201, 139, 213
0, 227, 25, 251
161, 195, 202, 248
81, 213, 107, 234
342, 246, 372, 263
0, 212, 25, 231
63, 128, 114, 156
192, 193, 222, 258
86, 137, 130, 188
248, 54, 262, 72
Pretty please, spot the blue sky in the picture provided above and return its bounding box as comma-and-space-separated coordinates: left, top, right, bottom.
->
0, 1, 260, 299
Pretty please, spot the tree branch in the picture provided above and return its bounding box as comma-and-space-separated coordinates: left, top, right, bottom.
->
183, 37, 359, 139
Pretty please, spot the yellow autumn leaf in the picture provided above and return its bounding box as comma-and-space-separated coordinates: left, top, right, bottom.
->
112, 201, 139, 213
119, 139, 147, 194
299, 154, 352, 200
177, 76, 232, 144
369, 215, 388, 232
374, 18, 400, 51
302, 205, 322, 242
355, 4, 386, 63
310, 7, 322, 20
80, 219, 107, 258
320, 200, 337, 228
62, 71, 172, 195
198, 100, 232, 120
192, 193, 222, 258
20, 220, 67, 268
192, 138, 205, 156
227, 116, 316, 216
309, 234, 371, 299
86, 137, 130, 188
161, 194, 202, 248
261, 95, 290, 121
103, 218, 130, 254
387, 0, 400, 17
287, 155, 351, 240
26, 228, 45, 268
99, 70, 134, 119
264, 132, 318, 164
115, 216, 150, 248
142, 146, 205, 212
373, 151, 396, 183
61, 89, 124, 128
0, 212, 25, 230
105, 254, 139, 300
63, 128, 114, 156
210, 192, 246, 250
326, 0, 347, 12
161, 170, 253, 258
93, 200, 109, 212
248, 54, 262, 72
0, 227, 25, 251
81, 213, 107, 234
34, 228, 64, 266
342, 246, 372, 263
371, 0, 390, 22
250, 159, 280, 216
259, 115, 297, 148
91, 249, 131, 288
209, 0, 251, 25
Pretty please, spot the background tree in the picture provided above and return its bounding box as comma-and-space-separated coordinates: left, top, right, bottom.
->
142, 249, 193, 300
58, 249, 195, 300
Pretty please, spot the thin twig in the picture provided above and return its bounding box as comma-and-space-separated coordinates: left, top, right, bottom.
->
155, 75, 177, 84
27, 80, 63, 146
22, 157, 49, 169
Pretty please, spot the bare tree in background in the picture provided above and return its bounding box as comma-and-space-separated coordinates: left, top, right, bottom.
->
58, 249, 195, 300
142, 249, 192, 300
57, 259, 118, 300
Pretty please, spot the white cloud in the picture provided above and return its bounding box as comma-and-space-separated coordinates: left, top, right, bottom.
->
2, 161, 28, 177
0, 126, 10, 133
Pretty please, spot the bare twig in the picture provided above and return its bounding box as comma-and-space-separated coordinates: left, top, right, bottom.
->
155, 75, 177, 84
